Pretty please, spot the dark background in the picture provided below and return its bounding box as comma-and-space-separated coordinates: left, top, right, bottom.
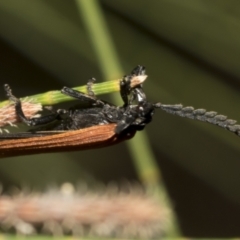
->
0, 0, 240, 237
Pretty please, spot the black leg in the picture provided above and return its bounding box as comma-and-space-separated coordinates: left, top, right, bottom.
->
115, 108, 138, 134
86, 77, 96, 97
132, 88, 146, 104
61, 86, 105, 106
120, 75, 131, 107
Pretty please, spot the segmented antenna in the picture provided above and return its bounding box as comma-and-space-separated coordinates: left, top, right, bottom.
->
156, 103, 240, 136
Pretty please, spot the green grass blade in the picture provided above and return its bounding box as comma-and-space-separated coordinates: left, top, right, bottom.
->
76, 0, 180, 236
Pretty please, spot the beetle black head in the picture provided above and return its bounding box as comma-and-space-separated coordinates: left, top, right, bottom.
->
120, 65, 147, 107
116, 68, 161, 134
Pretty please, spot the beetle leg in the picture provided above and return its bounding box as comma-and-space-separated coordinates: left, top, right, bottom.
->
120, 75, 132, 107
115, 106, 139, 134
86, 77, 96, 97
61, 86, 105, 107
115, 114, 137, 134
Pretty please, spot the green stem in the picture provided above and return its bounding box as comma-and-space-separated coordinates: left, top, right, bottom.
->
0, 80, 120, 107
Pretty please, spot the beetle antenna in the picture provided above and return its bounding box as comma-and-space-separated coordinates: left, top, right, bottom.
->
155, 103, 240, 136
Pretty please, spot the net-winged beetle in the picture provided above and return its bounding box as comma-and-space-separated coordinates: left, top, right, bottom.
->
1, 65, 240, 158
0, 66, 161, 157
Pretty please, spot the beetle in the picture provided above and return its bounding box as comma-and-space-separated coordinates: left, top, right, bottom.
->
1, 65, 240, 158
0, 65, 160, 158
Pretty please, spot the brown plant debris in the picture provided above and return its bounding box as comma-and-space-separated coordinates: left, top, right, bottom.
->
0, 99, 42, 129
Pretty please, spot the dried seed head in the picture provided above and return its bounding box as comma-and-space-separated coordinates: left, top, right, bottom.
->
0, 183, 171, 238
0, 99, 42, 129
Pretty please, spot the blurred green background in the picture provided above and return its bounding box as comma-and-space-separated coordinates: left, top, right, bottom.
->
0, 0, 240, 237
